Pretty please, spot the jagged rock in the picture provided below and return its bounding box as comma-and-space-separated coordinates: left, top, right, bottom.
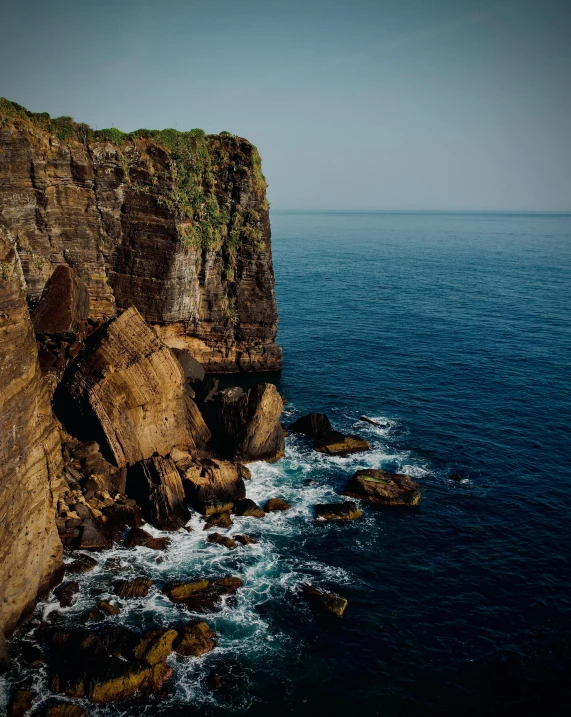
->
133, 629, 178, 666
75, 521, 111, 551
289, 413, 333, 439
207, 533, 238, 550
237, 463, 252, 480
31, 265, 90, 336
182, 458, 245, 515
127, 455, 190, 531
264, 498, 292, 513
70, 440, 99, 460
203, 512, 233, 530
233, 498, 265, 518
56, 306, 210, 468
289, 412, 369, 456
163, 577, 243, 613
100, 502, 143, 541
99, 600, 121, 616
0, 227, 63, 643
314, 502, 362, 521
7, 689, 34, 717
125, 527, 170, 551
174, 620, 216, 657
115, 578, 153, 598
54, 581, 80, 608
44, 701, 87, 717
342, 469, 422, 506
235, 535, 257, 545
301, 585, 348, 617
202, 383, 285, 462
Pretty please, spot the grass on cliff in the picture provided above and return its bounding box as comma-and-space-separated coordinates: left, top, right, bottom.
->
0, 98, 268, 261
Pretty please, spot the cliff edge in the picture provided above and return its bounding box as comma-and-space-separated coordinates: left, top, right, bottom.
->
0, 99, 281, 372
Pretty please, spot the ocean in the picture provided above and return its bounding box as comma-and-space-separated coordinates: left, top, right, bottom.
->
4, 210, 571, 716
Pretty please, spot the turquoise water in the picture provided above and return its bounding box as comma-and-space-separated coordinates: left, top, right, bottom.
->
4, 211, 570, 716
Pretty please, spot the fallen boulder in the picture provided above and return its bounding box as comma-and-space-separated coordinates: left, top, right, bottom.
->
31, 265, 90, 336
127, 455, 190, 530
315, 502, 362, 521
182, 458, 245, 515
202, 383, 284, 462
342, 469, 422, 506
56, 306, 210, 468
301, 585, 348, 617
174, 620, 216, 657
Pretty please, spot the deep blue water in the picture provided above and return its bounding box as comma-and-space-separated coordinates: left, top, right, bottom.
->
4, 211, 571, 716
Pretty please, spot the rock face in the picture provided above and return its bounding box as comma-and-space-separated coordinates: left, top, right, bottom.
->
31, 265, 90, 335
0, 98, 281, 372
0, 225, 63, 647
57, 306, 210, 467
126, 455, 190, 530
342, 469, 423, 506
203, 383, 285, 462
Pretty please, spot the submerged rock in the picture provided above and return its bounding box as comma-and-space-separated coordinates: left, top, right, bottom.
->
7, 689, 35, 717
125, 527, 170, 551
44, 701, 88, 717
289, 412, 369, 456
115, 578, 153, 598
99, 600, 121, 616
235, 534, 257, 545
65, 554, 98, 575
54, 581, 80, 608
202, 383, 285, 462
127, 456, 190, 531
233, 498, 265, 518
359, 415, 387, 428
203, 512, 233, 530
182, 458, 245, 515
163, 577, 243, 613
207, 533, 238, 550
301, 585, 348, 617
342, 469, 422, 506
264, 498, 292, 512
174, 620, 216, 657
315, 502, 362, 521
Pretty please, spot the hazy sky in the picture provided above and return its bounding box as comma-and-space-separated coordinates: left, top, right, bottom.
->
1, 0, 570, 210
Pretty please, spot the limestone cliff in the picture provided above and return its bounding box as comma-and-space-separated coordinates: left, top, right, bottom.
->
0, 99, 281, 372
0, 225, 63, 646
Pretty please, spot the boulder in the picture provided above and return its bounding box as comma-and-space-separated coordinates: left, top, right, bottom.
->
56, 306, 210, 468
202, 383, 284, 462
289, 412, 369, 456
207, 533, 238, 550
264, 498, 291, 513
342, 469, 422, 506
301, 585, 348, 617
174, 620, 216, 657
54, 581, 80, 608
203, 512, 233, 530
114, 578, 153, 598
163, 580, 210, 603
235, 534, 257, 545
75, 521, 111, 551
232, 498, 265, 518
99, 600, 121, 616
360, 416, 387, 428
7, 689, 34, 717
127, 456, 189, 531
45, 701, 88, 717
132, 629, 178, 666
163, 577, 243, 613
182, 458, 245, 515
31, 265, 90, 336
125, 527, 170, 551
315, 502, 362, 521
65, 554, 98, 575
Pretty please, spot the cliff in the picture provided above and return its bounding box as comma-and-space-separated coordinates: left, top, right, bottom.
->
0, 99, 281, 372
0, 225, 63, 653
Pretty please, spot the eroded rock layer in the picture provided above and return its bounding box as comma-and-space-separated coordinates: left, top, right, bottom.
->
0, 225, 63, 642
0, 99, 281, 372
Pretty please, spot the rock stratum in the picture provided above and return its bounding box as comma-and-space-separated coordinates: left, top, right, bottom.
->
0, 98, 281, 373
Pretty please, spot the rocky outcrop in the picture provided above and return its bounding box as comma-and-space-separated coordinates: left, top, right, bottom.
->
0, 98, 281, 372
174, 621, 216, 657
203, 383, 285, 462
57, 306, 209, 467
314, 502, 362, 521
301, 585, 348, 617
182, 458, 245, 515
0, 225, 63, 650
290, 412, 369, 456
342, 469, 423, 506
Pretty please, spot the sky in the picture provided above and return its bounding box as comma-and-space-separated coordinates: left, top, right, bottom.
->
1, 0, 570, 211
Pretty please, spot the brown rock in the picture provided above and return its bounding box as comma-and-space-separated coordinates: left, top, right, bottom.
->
75, 521, 111, 551
163, 576, 242, 613
174, 620, 216, 657
31, 265, 90, 336
182, 458, 245, 515
232, 498, 265, 518
264, 498, 292, 513
234, 534, 257, 545
203, 512, 233, 530
301, 585, 348, 617
314, 502, 362, 521
314, 431, 370, 456
163, 580, 211, 603
99, 600, 121, 616
289, 413, 333, 439
133, 629, 178, 666
125, 527, 170, 551
56, 306, 210, 468
126, 455, 190, 531
237, 463, 252, 480
45, 701, 87, 717
207, 533, 238, 550
54, 581, 80, 608
342, 469, 422, 506
0, 227, 63, 641
115, 578, 153, 598
7, 689, 34, 717
202, 383, 285, 462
